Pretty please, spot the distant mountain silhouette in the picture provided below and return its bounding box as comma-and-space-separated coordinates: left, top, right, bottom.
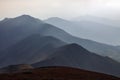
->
45, 17, 120, 45
45, 17, 120, 62
0, 15, 120, 62
0, 66, 119, 80
0, 15, 120, 77
73, 15, 120, 28
0, 34, 66, 67
33, 43, 120, 77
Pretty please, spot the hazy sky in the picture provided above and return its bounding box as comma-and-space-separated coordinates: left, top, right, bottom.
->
0, 0, 120, 20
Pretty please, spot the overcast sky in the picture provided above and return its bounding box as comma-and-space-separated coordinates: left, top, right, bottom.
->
0, 0, 120, 20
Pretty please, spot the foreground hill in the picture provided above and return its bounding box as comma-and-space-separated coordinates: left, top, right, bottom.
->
33, 44, 120, 77
0, 34, 66, 68
0, 64, 33, 73
0, 66, 119, 80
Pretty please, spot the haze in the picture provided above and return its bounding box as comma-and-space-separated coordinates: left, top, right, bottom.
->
0, 0, 120, 20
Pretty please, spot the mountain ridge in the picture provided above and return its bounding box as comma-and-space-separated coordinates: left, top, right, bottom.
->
0, 34, 66, 68
0, 15, 120, 62
0, 15, 120, 77
45, 17, 120, 61
45, 16, 120, 45
33, 43, 120, 77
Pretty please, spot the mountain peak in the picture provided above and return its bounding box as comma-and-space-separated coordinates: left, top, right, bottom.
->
21, 14, 31, 17
57, 43, 89, 53
45, 17, 67, 22
15, 14, 36, 20
48, 17, 63, 20
0, 15, 39, 23
11, 14, 43, 23
18, 14, 33, 18
67, 43, 80, 46
63, 43, 84, 49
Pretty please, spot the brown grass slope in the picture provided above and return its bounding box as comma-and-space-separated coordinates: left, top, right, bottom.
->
0, 66, 119, 80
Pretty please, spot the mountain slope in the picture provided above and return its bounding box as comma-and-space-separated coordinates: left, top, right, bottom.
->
45, 17, 120, 62
0, 34, 66, 68
74, 15, 120, 28
41, 25, 120, 62
45, 17, 120, 45
0, 15, 44, 51
0, 66, 119, 80
33, 44, 120, 77
0, 15, 120, 62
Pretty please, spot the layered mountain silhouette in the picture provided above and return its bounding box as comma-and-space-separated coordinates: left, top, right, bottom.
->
45, 17, 120, 61
0, 15, 120, 62
0, 66, 119, 80
45, 17, 120, 45
0, 34, 66, 67
33, 43, 120, 77
74, 15, 120, 28
0, 15, 120, 77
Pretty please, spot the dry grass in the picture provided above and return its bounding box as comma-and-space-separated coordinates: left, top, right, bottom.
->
0, 66, 119, 80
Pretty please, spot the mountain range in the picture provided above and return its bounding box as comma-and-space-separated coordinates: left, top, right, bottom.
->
0, 34, 66, 67
1, 15, 120, 61
0, 15, 120, 77
45, 17, 120, 62
45, 16, 120, 45
73, 15, 120, 28
33, 43, 120, 77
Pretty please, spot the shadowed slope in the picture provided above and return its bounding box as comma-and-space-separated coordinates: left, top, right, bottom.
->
45, 17, 120, 61
33, 44, 120, 77
0, 34, 66, 68
0, 15, 120, 62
